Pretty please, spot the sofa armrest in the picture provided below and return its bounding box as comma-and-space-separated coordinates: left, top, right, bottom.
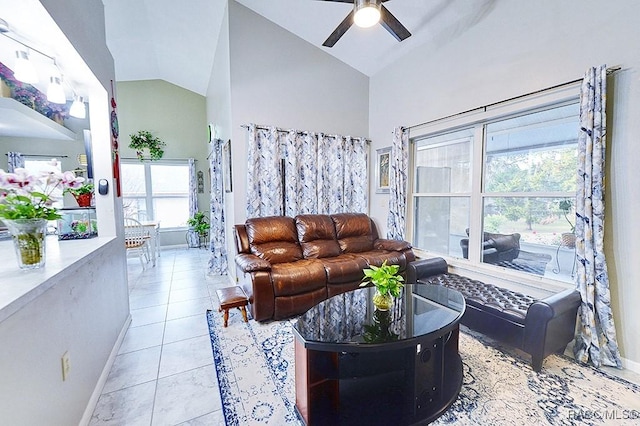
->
524, 288, 581, 371
406, 258, 448, 283
374, 238, 412, 251
235, 253, 271, 272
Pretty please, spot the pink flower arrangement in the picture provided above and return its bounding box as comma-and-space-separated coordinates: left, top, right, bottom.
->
0, 159, 84, 220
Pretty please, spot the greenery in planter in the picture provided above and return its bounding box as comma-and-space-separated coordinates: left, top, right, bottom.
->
64, 182, 94, 196
129, 130, 166, 161
558, 199, 575, 233
360, 260, 404, 298
187, 211, 210, 237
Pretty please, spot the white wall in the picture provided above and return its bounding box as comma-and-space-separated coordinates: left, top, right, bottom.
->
223, 0, 370, 270
369, 0, 640, 370
116, 79, 209, 246
0, 0, 130, 423
206, 3, 235, 271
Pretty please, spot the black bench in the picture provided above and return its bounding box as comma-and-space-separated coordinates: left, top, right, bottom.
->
407, 258, 581, 372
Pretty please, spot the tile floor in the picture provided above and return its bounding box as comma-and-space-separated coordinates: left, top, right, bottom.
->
90, 247, 233, 425
90, 247, 640, 426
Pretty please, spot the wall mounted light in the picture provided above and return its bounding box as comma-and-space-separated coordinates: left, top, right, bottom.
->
69, 95, 86, 119
353, 0, 381, 28
47, 76, 66, 104
14, 50, 39, 84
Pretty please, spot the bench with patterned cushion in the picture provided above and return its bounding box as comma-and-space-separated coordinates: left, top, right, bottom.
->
407, 257, 581, 372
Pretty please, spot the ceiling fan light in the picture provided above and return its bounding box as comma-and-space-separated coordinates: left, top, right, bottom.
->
354, 0, 381, 28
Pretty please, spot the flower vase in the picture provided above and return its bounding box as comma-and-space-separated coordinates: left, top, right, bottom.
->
4, 219, 48, 269
74, 193, 93, 207
372, 289, 394, 311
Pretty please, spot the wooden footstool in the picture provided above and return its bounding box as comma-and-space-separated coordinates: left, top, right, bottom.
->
216, 286, 249, 327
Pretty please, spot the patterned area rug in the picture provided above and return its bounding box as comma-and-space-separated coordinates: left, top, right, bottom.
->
207, 310, 640, 426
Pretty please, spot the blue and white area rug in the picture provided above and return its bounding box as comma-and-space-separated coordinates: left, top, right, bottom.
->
207, 310, 640, 425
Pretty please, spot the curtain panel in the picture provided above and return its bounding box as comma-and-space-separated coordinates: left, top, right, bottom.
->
7, 151, 24, 172
573, 65, 622, 369
208, 140, 228, 275
245, 124, 368, 217
387, 127, 410, 240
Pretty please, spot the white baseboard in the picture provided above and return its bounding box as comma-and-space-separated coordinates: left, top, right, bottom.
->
621, 356, 640, 376
79, 314, 132, 426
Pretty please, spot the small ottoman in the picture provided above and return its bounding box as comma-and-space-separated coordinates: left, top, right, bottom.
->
216, 286, 249, 327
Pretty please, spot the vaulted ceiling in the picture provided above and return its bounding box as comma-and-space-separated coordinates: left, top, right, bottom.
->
103, 0, 498, 96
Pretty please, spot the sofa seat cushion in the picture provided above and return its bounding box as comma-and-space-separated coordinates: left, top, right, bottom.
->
270, 260, 326, 297
354, 250, 407, 271
319, 254, 369, 284
423, 273, 536, 323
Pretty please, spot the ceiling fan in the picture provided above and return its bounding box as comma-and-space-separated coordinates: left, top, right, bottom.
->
318, 0, 411, 48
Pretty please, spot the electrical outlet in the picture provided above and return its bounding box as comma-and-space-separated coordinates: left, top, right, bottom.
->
61, 351, 71, 381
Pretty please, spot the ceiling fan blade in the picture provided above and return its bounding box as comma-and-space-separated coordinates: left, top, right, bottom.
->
323, 11, 354, 47
379, 4, 411, 42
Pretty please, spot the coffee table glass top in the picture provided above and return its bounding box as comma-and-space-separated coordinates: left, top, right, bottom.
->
293, 284, 465, 351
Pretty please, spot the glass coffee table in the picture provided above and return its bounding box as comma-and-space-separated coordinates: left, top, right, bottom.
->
292, 284, 465, 425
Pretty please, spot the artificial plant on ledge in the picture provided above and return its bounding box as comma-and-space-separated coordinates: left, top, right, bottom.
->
129, 130, 166, 161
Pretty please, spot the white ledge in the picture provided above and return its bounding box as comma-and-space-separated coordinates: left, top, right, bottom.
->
0, 236, 116, 323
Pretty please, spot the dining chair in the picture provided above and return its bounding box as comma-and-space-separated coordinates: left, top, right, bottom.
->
124, 217, 151, 268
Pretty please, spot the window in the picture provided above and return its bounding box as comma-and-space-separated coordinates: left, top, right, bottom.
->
121, 161, 190, 228
411, 98, 579, 284
24, 158, 63, 209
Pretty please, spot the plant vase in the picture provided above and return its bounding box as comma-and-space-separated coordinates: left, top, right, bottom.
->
372, 289, 394, 311
4, 218, 48, 269
73, 192, 93, 207
561, 232, 576, 248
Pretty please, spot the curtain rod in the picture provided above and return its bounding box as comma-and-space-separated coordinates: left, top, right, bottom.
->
241, 124, 370, 143
120, 157, 196, 162
403, 65, 622, 132
5, 154, 69, 158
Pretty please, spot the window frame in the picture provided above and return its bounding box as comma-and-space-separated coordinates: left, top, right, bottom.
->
407, 83, 581, 290
120, 159, 191, 230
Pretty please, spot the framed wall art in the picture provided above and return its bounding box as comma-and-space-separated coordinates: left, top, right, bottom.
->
375, 147, 391, 193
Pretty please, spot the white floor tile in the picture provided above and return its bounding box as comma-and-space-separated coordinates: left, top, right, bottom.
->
163, 314, 210, 344
119, 322, 166, 354
90, 381, 156, 426
158, 335, 213, 379
102, 346, 162, 393
166, 297, 214, 321
152, 365, 221, 425
131, 304, 168, 327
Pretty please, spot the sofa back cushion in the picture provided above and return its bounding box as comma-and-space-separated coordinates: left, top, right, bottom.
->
295, 215, 341, 259
331, 213, 374, 253
245, 216, 303, 264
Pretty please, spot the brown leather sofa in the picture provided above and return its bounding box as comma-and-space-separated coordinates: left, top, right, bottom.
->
234, 213, 415, 321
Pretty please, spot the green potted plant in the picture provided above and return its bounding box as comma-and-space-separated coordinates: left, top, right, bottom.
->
129, 130, 166, 161
65, 182, 94, 207
558, 199, 576, 248
186, 211, 210, 248
360, 260, 404, 311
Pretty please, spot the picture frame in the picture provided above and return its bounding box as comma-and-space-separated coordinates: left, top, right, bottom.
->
375, 147, 391, 194
223, 139, 232, 193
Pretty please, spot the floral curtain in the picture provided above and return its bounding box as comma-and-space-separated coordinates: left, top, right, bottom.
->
246, 125, 283, 217
208, 139, 228, 275
188, 158, 198, 217
246, 124, 368, 217
573, 65, 622, 368
7, 151, 24, 172
387, 127, 410, 239
186, 158, 200, 249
